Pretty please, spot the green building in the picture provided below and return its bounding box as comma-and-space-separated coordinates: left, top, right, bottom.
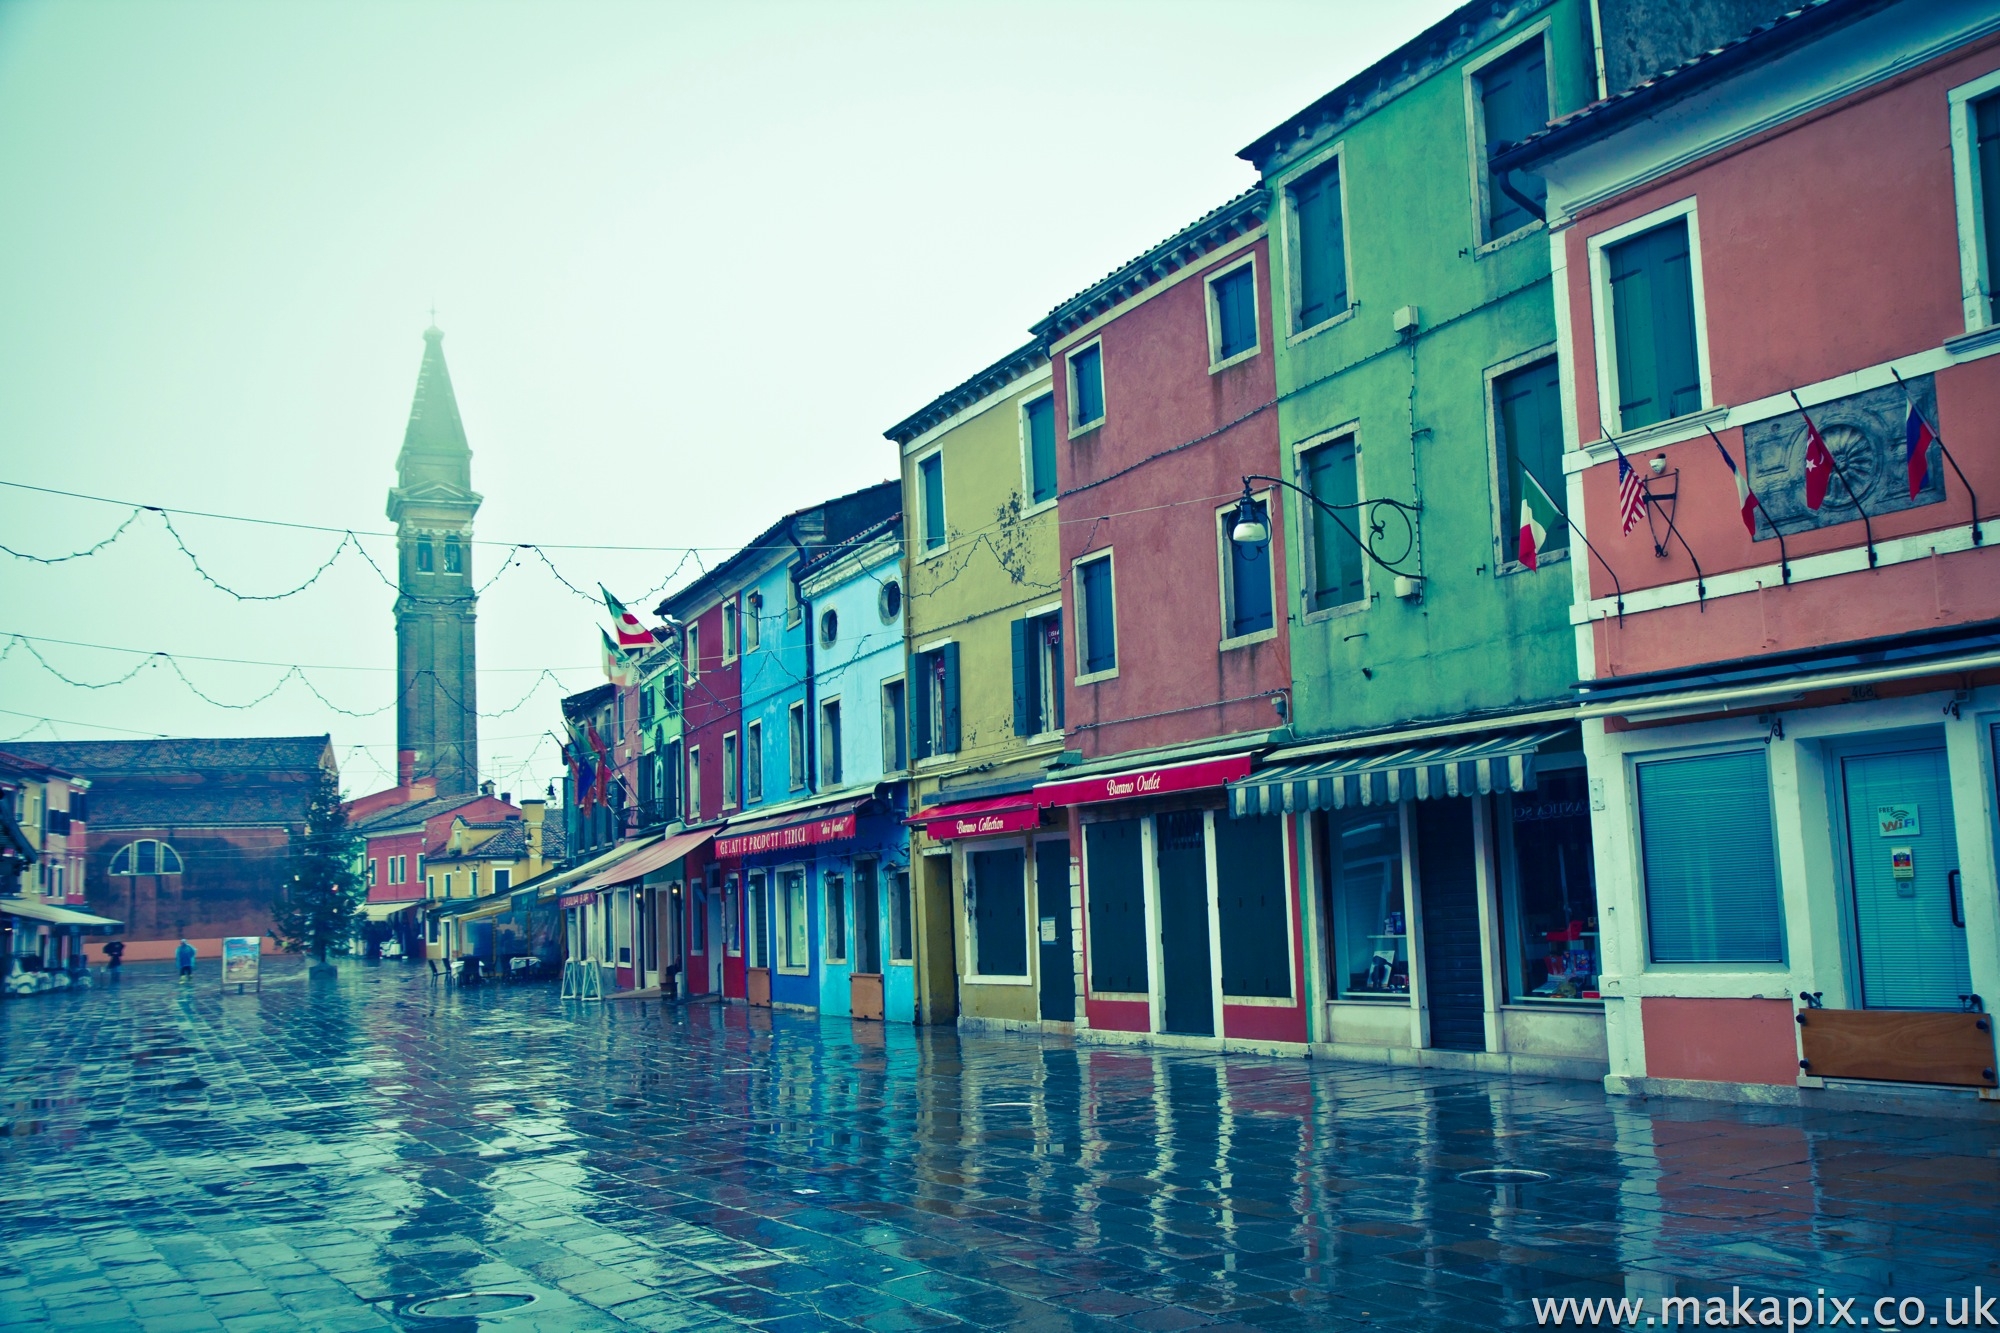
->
1224, 0, 1608, 1076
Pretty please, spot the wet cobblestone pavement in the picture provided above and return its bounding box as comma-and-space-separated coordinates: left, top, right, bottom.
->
1, 960, 1996, 1332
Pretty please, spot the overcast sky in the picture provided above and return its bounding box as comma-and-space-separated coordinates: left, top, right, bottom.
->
0, 0, 1459, 797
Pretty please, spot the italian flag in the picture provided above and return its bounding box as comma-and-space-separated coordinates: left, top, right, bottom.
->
601, 584, 654, 648
1517, 470, 1562, 571
601, 627, 638, 686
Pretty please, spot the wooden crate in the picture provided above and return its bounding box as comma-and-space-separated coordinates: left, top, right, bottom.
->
1796, 1008, 1998, 1087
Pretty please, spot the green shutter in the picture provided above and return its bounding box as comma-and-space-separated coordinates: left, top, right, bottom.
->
1638, 750, 1784, 963
1481, 40, 1549, 239
940, 642, 961, 752
1610, 220, 1701, 431
1079, 559, 1115, 673
1228, 500, 1275, 635
1010, 618, 1031, 737
920, 453, 945, 550
909, 653, 932, 761
1293, 162, 1347, 329
1084, 818, 1148, 993
1304, 439, 1364, 610
1027, 396, 1057, 504
1496, 358, 1567, 559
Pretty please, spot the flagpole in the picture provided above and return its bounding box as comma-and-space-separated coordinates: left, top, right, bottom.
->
1889, 368, 1983, 545
1790, 391, 1877, 567
1706, 426, 1791, 584
1522, 468, 1625, 624
1603, 429, 1706, 609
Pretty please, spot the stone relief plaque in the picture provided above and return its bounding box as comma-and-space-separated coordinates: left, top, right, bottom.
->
1741, 374, 1942, 539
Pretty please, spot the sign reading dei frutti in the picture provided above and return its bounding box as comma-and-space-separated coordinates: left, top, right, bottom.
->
714, 810, 858, 859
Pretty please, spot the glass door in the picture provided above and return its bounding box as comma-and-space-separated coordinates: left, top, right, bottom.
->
1841, 748, 1972, 1010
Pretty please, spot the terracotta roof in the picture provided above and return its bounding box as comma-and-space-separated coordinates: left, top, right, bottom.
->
352, 792, 499, 835
426, 817, 564, 864
1490, 0, 1880, 173
1031, 188, 1268, 346
5, 737, 332, 829
0, 751, 76, 782
883, 341, 1047, 445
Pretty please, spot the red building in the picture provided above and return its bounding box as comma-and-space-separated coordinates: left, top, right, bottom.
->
1502, 0, 2000, 1107
353, 783, 522, 955
1030, 190, 1308, 1049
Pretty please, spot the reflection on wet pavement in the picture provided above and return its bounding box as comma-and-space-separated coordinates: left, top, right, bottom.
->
1, 957, 1995, 1331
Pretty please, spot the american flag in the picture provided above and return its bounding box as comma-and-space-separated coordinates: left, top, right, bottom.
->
1615, 449, 1645, 536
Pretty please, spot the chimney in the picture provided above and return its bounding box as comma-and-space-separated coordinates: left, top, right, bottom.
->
397, 749, 416, 787
480, 779, 495, 798
410, 776, 438, 801
500, 791, 511, 805
522, 799, 545, 862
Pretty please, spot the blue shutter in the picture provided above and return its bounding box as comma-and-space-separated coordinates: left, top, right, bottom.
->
1292, 162, 1347, 329
1609, 220, 1701, 431
940, 642, 961, 752
1215, 266, 1257, 359
1079, 559, 1115, 674
1228, 500, 1274, 636
1072, 346, 1104, 426
1977, 96, 2000, 313
1638, 749, 1785, 963
1026, 396, 1058, 504
1010, 617, 1031, 737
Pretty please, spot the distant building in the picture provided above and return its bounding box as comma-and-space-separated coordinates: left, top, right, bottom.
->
5, 737, 335, 961
0, 749, 89, 905
352, 785, 523, 957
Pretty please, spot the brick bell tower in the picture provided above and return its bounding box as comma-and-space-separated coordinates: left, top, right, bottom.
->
387, 323, 481, 796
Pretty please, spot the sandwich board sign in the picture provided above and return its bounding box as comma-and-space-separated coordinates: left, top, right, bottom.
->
222, 936, 261, 993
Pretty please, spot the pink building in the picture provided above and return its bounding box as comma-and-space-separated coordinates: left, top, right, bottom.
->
354, 785, 521, 955
1504, 0, 2000, 1110
1032, 190, 1308, 1050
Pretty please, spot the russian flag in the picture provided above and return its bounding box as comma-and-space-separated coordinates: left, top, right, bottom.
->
1715, 436, 1758, 537
1904, 400, 1935, 499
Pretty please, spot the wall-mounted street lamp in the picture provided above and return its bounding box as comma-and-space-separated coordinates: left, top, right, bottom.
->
1227, 475, 1423, 580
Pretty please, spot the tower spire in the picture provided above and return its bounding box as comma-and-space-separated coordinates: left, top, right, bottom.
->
387, 324, 483, 797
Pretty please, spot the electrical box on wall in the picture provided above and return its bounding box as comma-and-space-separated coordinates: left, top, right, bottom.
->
1392, 305, 1420, 333
1393, 574, 1422, 600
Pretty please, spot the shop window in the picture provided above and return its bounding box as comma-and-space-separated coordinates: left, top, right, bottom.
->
968, 846, 1028, 978
823, 872, 848, 963
1606, 217, 1702, 430
1287, 156, 1347, 331
1084, 818, 1148, 994
1023, 392, 1057, 506
1010, 611, 1064, 737
888, 867, 913, 963
1219, 497, 1275, 641
1637, 749, 1785, 963
748, 871, 769, 968
779, 868, 809, 971
1215, 815, 1290, 999
1319, 806, 1407, 1000
1472, 34, 1549, 242
1301, 436, 1364, 612
1494, 356, 1567, 567
1499, 767, 1598, 999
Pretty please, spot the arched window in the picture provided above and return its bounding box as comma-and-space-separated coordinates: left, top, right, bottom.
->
109, 839, 184, 875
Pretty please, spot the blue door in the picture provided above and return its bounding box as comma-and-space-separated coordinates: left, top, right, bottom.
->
1841, 748, 1972, 1010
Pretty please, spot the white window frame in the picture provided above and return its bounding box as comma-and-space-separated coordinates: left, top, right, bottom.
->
1483, 343, 1567, 576
1071, 549, 1119, 685
1276, 140, 1357, 342
1949, 68, 2000, 332
1204, 253, 1262, 372
723, 872, 741, 957
1294, 423, 1371, 623
959, 836, 1035, 985
1585, 196, 1715, 443
1019, 389, 1060, 516
788, 700, 808, 790
685, 622, 701, 682
914, 446, 948, 562
1461, 19, 1555, 254
742, 591, 762, 653
1215, 488, 1279, 650
744, 720, 764, 805
1065, 337, 1106, 438
819, 696, 843, 788
776, 864, 811, 975
1021, 599, 1065, 740
721, 600, 739, 664
687, 745, 702, 822
721, 730, 739, 811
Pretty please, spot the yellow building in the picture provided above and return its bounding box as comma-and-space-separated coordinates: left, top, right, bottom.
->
885, 342, 1075, 1032
423, 801, 560, 962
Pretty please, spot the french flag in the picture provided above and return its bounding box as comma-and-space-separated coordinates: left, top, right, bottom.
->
1715, 436, 1759, 537
1904, 400, 1935, 499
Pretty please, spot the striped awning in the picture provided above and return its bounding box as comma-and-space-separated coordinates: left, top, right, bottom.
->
1228, 729, 1570, 818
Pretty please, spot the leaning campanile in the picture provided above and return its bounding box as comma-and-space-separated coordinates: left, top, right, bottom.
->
387, 324, 481, 796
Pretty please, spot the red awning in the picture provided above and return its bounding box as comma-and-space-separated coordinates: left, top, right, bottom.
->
570, 827, 716, 896
1035, 753, 1253, 809
912, 794, 1045, 841
714, 798, 868, 860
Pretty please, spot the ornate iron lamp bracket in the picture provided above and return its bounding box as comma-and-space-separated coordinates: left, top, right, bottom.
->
1232, 475, 1422, 579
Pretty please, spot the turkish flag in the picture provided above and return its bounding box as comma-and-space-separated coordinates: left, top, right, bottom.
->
1803, 417, 1834, 510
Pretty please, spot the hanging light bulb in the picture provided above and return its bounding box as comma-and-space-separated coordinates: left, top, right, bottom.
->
1230, 485, 1268, 546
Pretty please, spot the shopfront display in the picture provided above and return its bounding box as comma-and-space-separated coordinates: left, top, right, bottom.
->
1498, 765, 1599, 1001
1318, 805, 1406, 1001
